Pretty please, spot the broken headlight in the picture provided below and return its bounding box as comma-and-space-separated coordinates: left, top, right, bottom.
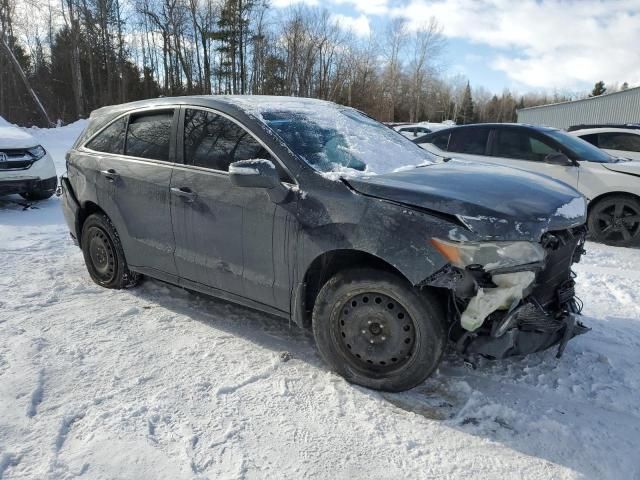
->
431, 238, 546, 272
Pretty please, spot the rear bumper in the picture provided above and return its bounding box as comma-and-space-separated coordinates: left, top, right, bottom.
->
0, 176, 57, 196
60, 175, 81, 245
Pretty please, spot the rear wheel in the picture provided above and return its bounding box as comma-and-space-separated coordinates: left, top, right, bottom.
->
81, 213, 141, 289
312, 268, 446, 392
588, 195, 640, 246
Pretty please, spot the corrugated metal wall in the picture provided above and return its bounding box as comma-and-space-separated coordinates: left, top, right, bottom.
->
517, 87, 640, 129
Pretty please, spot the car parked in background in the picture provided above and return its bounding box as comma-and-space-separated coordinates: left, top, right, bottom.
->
569, 126, 640, 161
0, 121, 57, 200
414, 123, 640, 247
394, 122, 449, 138
61, 96, 588, 392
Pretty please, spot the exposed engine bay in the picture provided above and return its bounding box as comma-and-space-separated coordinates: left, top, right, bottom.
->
424, 225, 589, 360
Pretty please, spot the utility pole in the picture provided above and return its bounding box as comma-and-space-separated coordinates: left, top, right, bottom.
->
0, 33, 53, 126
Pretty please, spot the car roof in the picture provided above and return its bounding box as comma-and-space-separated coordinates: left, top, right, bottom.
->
90, 95, 340, 119
570, 127, 640, 136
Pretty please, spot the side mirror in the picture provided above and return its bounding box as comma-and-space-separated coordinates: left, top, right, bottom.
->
544, 152, 574, 166
229, 159, 290, 203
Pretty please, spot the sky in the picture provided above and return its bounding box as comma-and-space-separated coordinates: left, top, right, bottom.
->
272, 0, 640, 94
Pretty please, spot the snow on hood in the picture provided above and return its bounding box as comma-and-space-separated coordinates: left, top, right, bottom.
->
0, 117, 38, 149
555, 196, 587, 219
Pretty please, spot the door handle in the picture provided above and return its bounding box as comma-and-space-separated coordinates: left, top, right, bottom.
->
171, 186, 197, 202
100, 169, 119, 182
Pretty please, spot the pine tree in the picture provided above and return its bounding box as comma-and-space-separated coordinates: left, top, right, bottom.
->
457, 82, 475, 124
590, 81, 606, 97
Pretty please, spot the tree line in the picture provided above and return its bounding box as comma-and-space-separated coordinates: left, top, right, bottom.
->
0, 0, 631, 127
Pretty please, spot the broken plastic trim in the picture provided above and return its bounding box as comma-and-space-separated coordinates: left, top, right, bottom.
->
459, 271, 536, 331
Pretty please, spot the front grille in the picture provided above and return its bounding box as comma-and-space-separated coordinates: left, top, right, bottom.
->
532, 226, 586, 307
0, 149, 34, 170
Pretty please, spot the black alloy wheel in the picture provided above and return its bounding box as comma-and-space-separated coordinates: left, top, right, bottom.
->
588, 195, 640, 247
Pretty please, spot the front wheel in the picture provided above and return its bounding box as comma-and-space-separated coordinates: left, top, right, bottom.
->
312, 268, 446, 392
81, 213, 141, 289
588, 195, 640, 247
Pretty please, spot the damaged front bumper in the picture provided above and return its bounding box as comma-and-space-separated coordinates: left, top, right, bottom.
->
424, 225, 590, 360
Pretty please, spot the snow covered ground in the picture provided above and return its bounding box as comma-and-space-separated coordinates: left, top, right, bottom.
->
1, 122, 639, 480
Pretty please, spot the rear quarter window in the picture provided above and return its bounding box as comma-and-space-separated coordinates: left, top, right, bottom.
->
85, 117, 127, 154
125, 111, 174, 161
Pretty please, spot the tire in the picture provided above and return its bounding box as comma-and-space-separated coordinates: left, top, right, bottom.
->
80, 213, 141, 289
312, 268, 446, 392
588, 195, 640, 247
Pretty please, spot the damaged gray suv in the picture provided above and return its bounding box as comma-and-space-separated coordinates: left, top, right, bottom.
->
61, 96, 589, 392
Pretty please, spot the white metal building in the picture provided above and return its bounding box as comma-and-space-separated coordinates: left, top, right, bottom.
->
517, 86, 640, 129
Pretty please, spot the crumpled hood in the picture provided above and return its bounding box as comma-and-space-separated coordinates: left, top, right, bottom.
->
0, 126, 38, 149
602, 159, 640, 176
345, 160, 587, 241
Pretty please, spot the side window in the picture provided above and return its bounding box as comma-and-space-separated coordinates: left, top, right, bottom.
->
86, 117, 127, 154
449, 128, 489, 155
530, 137, 558, 156
125, 110, 174, 161
598, 133, 640, 152
184, 108, 291, 180
493, 129, 558, 161
579, 133, 599, 147
432, 132, 450, 150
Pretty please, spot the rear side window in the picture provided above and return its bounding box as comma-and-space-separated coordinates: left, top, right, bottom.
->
86, 117, 127, 154
597, 133, 640, 152
125, 111, 174, 161
184, 108, 290, 180
448, 128, 489, 155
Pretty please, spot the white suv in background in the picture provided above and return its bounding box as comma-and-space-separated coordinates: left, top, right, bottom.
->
414, 123, 640, 247
569, 126, 640, 161
0, 122, 57, 200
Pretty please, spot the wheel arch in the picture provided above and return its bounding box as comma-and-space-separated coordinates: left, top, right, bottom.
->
588, 191, 640, 213
77, 201, 108, 247
293, 249, 412, 328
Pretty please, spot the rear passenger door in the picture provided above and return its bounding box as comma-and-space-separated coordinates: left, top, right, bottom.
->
485, 127, 579, 188
87, 109, 178, 277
